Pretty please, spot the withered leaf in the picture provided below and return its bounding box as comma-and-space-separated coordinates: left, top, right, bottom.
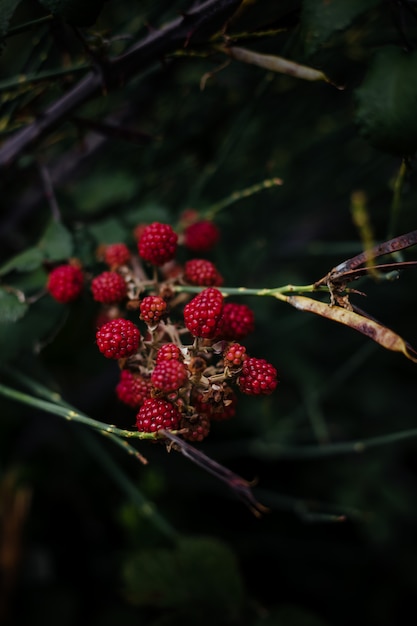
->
282, 294, 417, 363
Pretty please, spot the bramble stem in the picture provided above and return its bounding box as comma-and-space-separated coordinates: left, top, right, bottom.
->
173, 283, 329, 298
0, 380, 158, 441
204, 177, 283, 220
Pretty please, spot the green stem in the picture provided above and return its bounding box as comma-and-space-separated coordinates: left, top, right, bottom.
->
387, 158, 408, 241
0, 64, 90, 93
250, 426, 417, 460
77, 427, 179, 541
4, 368, 178, 539
173, 283, 328, 298
204, 177, 283, 220
6, 15, 54, 37
0, 380, 156, 441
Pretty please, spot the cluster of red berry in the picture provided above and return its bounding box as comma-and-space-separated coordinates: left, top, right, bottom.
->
46, 216, 278, 442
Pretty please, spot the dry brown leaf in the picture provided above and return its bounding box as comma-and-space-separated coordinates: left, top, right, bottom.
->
282, 294, 417, 363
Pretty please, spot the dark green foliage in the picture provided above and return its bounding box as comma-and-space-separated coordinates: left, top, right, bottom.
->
1, 2, 417, 626
355, 46, 417, 156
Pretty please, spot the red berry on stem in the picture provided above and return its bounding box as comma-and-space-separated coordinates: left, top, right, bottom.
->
91, 271, 127, 304
138, 222, 178, 266
183, 258, 223, 286
184, 220, 220, 253
47, 264, 84, 303
183, 287, 224, 339
136, 398, 181, 433
151, 359, 188, 392
116, 370, 151, 408
96, 318, 140, 359
216, 302, 255, 340
139, 295, 167, 326
104, 243, 131, 268
223, 342, 248, 368
156, 343, 182, 362
238, 357, 278, 395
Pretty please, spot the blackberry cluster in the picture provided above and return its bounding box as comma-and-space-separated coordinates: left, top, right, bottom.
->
45, 219, 279, 442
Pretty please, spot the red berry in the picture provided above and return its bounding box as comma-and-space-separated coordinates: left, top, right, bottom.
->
238, 357, 278, 395
139, 295, 167, 326
183, 287, 224, 339
180, 415, 211, 442
183, 258, 223, 287
104, 243, 131, 268
116, 370, 151, 408
216, 302, 255, 340
151, 359, 188, 392
138, 222, 178, 266
91, 271, 127, 304
96, 318, 140, 359
136, 398, 181, 433
184, 220, 220, 252
156, 343, 182, 362
223, 343, 248, 368
47, 264, 84, 303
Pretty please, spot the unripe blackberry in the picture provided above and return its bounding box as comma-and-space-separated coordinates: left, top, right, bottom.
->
91, 271, 127, 304
96, 318, 140, 359
180, 415, 211, 442
238, 357, 278, 395
139, 295, 167, 326
47, 264, 84, 303
104, 243, 131, 268
156, 343, 182, 362
151, 359, 188, 392
116, 370, 151, 408
138, 222, 178, 266
223, 343, 248, 368
183, 287, 224, 339
216, 302, 255, 340
136, 398, 181, 433
183, 258, 223, 287
184, 220, 220, 252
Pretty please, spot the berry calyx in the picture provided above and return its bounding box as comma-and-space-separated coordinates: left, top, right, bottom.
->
47, 264, 84, 303
183, 287, 224, 339
183, 258, 223, 286
156, 343, 182, 362
136, 398, 181, 432
91, 271, 127, 304
138, 222, 178, 266
139, 295, 167, 326
237, 357, 278, 395
184, 219, 220, 253
151, 359, 189, 392
96, 318, 140, 359
194, 385, 237, 421
103, 243, 131, 268
116, 370, 151, 408
216, 302, 255, 340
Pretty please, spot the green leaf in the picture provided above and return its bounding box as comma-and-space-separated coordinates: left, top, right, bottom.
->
355, 46, 417, 156
37, 220, 73, 261
88, 218, 129, 245
0, 288, 28, 323
0, 0, 22, 41
0, 247, 44, 276
73, 170, 140, 215
38, 0, 108, 26
123, 536, 245, 623
301, 0, 380, 56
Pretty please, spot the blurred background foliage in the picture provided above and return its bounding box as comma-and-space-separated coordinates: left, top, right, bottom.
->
1, 1, 417, 625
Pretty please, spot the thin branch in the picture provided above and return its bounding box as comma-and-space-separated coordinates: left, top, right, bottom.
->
0, 0, 242, 170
